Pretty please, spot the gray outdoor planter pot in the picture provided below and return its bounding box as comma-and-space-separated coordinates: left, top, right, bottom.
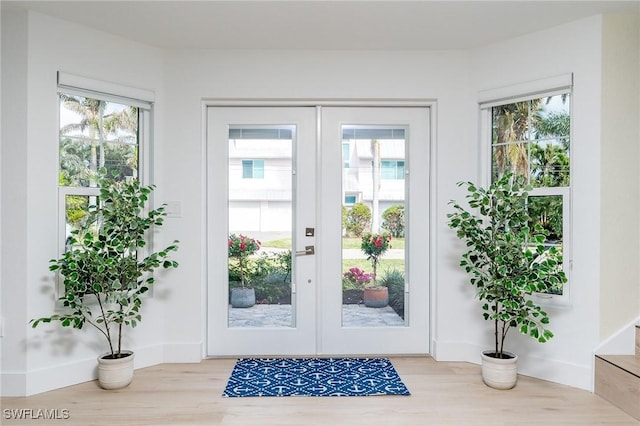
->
230, 288, 255, 308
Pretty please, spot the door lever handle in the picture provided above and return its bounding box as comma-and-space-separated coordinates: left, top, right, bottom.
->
295, 245, 315, 256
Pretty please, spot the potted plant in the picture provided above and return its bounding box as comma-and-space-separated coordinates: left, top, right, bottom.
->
31, 171, 179, 389
360, 232, 392, 308
228, 233, 261, 308
447, 173, 566, 389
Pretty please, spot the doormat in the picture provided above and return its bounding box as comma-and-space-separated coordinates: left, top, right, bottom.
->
222, 357, 410, 397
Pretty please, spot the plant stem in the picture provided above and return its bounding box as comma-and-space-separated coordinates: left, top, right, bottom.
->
494, 303, 499, 356
117, 303, 123, 356
93, 293, 114, 356
239, 256, 245, 288
500, 321, 509, 358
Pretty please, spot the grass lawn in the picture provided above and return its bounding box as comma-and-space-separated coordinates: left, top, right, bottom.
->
342, 237, 405, 249
261, 237, 405, 274
263, 237, 405, 250
342, 258, 405, 274
262, 238, 292, 249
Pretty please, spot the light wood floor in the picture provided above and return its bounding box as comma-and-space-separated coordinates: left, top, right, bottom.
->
2, 356, 638, 425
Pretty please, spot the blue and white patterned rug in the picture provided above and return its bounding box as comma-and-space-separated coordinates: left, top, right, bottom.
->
222, 357, 410, 397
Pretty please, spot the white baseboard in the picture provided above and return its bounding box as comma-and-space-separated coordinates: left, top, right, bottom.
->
433, 339, 592, 391
431, 339, 478, 363
3, 356, 98, 396
594, 316, 640, 356
1, 372, 27, 397
2, 343, 202, 396
517, 353, 592, 391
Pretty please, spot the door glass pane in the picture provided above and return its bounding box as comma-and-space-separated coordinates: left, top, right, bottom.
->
228, 126, 294, 328
341, 126, 406, 327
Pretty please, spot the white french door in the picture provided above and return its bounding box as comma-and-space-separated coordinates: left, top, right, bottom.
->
206, 105, 430, 357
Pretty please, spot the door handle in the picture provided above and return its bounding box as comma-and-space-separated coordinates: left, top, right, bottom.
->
295, 245, 315, 256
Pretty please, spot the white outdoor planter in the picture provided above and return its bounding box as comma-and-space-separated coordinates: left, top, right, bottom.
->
481, 350, 518, 390
97, 350, 134, 390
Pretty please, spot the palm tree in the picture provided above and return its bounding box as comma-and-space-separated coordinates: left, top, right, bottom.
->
530, 143, 569, 187
370, 139, 381, 232
60, 95, 107, 185
492, 99, 541, 180
492, 97, 570, 185
59, 94, 138, 186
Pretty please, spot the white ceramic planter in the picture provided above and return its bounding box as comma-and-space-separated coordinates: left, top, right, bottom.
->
481, 350, 518, 390
97, 350, 134, 390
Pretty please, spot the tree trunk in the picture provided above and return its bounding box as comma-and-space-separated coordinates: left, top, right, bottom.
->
371, 140, 380, 232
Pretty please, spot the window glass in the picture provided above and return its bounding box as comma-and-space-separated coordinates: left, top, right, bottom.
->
59, 94, 139, 187
489, 93, 571, 299
491, 94, 570, 187
57, 87, 149, 300
381, 160, 404, 180
343, 143, 350, 168
341, 127, 407, 326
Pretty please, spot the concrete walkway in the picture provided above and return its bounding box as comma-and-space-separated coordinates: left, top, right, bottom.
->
229, 304, 404, 328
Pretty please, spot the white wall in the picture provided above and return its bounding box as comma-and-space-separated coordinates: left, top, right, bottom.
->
1, 10, 168, 396
1, 9, 29, 397
600, 13, 640, 339
466, 15, 639, 390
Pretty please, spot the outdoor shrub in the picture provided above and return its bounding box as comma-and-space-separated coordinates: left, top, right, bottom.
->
274, 250, 292, 282
343, 267, 373, 289
381, 204, 405, 237
342, 205, 348, 235
380, 269, 405, 319
252, 274, 291, 304
346, 203, 371, 237
230, 250, 292, 304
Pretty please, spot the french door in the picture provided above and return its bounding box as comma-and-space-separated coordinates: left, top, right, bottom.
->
206, 105, 430, 356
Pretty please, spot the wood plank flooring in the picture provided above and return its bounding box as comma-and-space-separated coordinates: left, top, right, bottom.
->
2, 356, 638, 425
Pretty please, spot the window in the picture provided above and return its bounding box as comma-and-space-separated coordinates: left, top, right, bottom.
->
381, 160, 405, 180
242, 159, 265, 179
482, 83, 571, 303
57, 72, 153, 299
344, 194, 357, 205
343, 143, 350, 168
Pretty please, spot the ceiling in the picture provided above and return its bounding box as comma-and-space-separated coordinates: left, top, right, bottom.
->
4, 1, 639, 50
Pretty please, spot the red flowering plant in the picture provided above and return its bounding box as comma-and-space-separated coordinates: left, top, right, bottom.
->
360, 232, 392, 287
343, 267, 374, 289
228, 233, 261, 288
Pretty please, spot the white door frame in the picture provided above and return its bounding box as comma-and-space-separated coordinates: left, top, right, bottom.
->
202, 99, 438, 358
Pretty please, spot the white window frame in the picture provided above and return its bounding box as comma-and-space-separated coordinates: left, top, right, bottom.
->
56, 73, 154, 302
479, 75, 572, 306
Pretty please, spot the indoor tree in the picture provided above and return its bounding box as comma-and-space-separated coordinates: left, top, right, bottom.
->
447, 173, 567, 358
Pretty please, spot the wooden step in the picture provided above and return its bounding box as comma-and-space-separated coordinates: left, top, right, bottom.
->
595, 354, 640, 420
635, 325, 639, 357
